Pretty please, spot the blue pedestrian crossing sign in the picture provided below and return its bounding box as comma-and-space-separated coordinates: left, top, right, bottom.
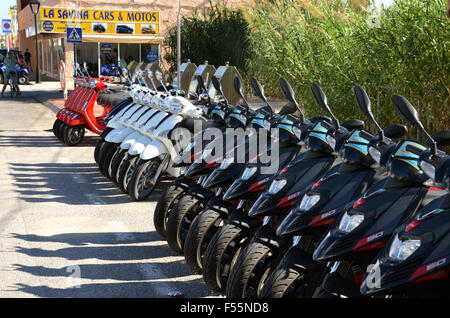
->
67, 27, 82, 43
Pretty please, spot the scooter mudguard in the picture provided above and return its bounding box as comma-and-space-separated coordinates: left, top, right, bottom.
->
205, 196, 237, 216
120, 131, 146, 150
139, 139, 168, 161
253, 225, 292, 251
127, 135, 152, 156
319, 271, 364, 298
104, 127, 134, 143
185, 186, 215, 202
228, 208, 261, 231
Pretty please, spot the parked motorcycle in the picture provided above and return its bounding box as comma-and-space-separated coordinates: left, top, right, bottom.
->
182, 77, 305, 274
258, 85, 407, 298
311, 93, 448, 298
359, 101, 450, 298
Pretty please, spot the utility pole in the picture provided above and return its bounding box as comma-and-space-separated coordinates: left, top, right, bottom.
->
177, 0, 181, 87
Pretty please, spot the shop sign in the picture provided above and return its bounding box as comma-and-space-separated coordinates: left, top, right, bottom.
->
100, 44, 112, 55
40, 8, 159, 36
146, 50, 158, 62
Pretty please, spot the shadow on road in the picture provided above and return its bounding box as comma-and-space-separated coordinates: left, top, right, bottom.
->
0, 133, 99, 148
9, 231, 213, 298
8, 162, 170, 205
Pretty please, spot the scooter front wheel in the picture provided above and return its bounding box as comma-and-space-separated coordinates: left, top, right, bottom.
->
154, 177, 195, 238
166, 193, 206, 254
53, 119, 62, 139
184, 208, 226, 273
127, 158, 161, 201
202, 223, 249, 292
63, 125, 85, 146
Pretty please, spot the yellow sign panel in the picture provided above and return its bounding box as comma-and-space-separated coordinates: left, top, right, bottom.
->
39, 8, 159, 36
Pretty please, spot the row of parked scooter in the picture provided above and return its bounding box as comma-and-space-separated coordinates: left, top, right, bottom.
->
92, 62, 449, 298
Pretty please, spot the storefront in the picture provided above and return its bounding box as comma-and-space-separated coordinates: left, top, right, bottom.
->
16, 0, 243, 89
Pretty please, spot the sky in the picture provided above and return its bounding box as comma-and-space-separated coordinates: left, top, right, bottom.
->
0, 0, 17, 21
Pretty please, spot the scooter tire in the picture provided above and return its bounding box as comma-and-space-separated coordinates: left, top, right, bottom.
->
63, 125, 85, 146
94, 138, 107, 164
166, 193, 206, 254
110, 148, 128, 186
259, 262, 307, 298
98, 142, 118, 178
122, 155, 139, 192
184, 208, 225, 273
127, 158, 160, 201
154, 178, 192, 238
53, 119, 61, 139
58, 122, 67, 142
226, 241, 279, 298
202, 223, 249, 292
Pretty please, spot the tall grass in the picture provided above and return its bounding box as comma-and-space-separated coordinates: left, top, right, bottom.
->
164, 3, 251, 76
245, 0, 449, 134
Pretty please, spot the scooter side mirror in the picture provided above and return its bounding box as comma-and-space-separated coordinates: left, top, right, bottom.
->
391, 94, 437, 155
310, 83, 339, 130
234, 76, 249, 107
196, 75, 207, 95
354, 85, 384, 140
279, 78, 305, 122
250, 77, 273, 117
383, 124, 408, 139
212, 76, 228, 104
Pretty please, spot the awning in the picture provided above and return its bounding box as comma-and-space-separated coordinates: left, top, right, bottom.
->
81, 34, 165, 44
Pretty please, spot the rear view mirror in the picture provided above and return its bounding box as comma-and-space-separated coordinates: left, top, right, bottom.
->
279, 78, 305, 122
234, 76, 249, 107
196, 75, 207, 95
354, 85, 384, 140
391, 94, 437, 155
212, 76, 224, 96
250, 78, 272, 115
310, 83, 339, 129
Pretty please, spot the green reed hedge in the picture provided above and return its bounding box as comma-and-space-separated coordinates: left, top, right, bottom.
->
245, 0, 449, 134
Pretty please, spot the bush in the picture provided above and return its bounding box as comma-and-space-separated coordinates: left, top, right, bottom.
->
164, 2, 252, 76
246, 0, 449, 135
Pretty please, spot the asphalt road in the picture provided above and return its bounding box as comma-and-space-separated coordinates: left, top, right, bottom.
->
0, 93, 220, 298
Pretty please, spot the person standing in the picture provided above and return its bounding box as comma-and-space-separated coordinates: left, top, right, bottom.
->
24, 49, 32, 71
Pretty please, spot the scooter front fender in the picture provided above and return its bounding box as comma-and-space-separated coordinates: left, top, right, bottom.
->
105, 127, 133, 143
140, 139, 168, 161
128, 135, 152, 155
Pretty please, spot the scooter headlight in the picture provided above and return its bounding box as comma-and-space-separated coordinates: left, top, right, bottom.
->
388, 234, 421, 261
241, 167, 257, 181
338, 211, 365, 233
369, 146, 381, 164
158, 98, 167, 111
267, 179, 287, 194
151, 95, 160, 108
298, 193, 320, 211
219, 157, 234, 170
171, 100, 184, 113
419, 160, 436, 181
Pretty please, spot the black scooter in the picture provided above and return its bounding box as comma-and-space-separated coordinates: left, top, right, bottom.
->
311, 94, 448, 298
165, 77, 281, 254
153, 76, 234, 239
201, 83, 363, 294
359, 105, 450, 297
258, 85, 407, 298
226, 84, 377, 298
